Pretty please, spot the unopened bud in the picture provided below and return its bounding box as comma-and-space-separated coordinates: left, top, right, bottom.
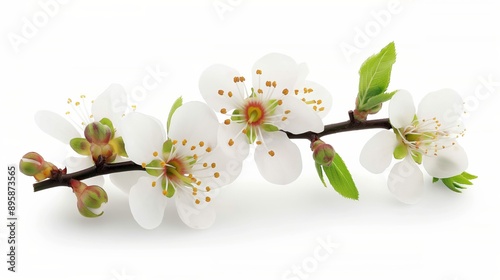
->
84, 122, 112, 145
19, 152, 60, 181
311, 140, 335, 166
70, 179, 108, 218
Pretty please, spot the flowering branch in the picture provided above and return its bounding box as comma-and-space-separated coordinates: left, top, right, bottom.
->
32, 112, 391, 191
33, 159, 143, 192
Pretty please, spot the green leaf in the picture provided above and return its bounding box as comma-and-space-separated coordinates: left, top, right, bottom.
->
433, 171, 478, 193
361, 90, 397, 111
167, 97, 183, 134
315, 163, 327, 187
145, 159, 164, 177
357, 42, 396, 111
109, 136, 127, 157
323, 153, 359, 200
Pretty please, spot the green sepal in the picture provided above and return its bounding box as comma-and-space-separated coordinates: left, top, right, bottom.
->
166, 181, 175, 198
145, 159, 164, 177
245, 126, 257, 144
357, 42, 396, 112
262, 123, 279, 132
167, 96, 183, 134
393, 144, 408, 160
323, 152, 359, 200
77, 200, 103, 218
411, 151, 422, 164
433, 171, 478, 193
315, 163, 327, 187
109, 136, 127, 157
70, 138, 91, 155
266, 99, 279, 115
99, 117, 115, 139
163, 139, 175, 155
231, 109, 244, 122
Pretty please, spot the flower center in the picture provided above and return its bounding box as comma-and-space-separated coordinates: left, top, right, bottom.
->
165, 157, 191, 185
244, 100, 266, 126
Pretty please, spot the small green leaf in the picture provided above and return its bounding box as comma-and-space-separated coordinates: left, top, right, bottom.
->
167, 97, 183, 134
245, 126, 257, 144
163, 139, 174, 155
146, 159, 164, 177
361, 90, 397, 111
231, 109, 244, 122
315, 163, 327, 187
433, 171, 478, 193
166, 181, 175, 198
70, 138, 91, 155
357, 42, 396, 111
393, 144, 408, 160
323, 152, 359, 200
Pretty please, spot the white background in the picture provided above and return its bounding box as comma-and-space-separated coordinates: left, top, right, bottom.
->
1, 0, 499, 279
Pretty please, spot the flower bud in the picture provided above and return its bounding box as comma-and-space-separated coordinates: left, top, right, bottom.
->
311, 140, 335, 167
84, 122, 112, 145
19, 152, 59, 181
70, 179, 108, 218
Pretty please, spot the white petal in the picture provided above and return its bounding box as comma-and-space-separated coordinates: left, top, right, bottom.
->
109, 172, 145, 194
92, 84, 128, 125
423, 144, 468, 178
359, 130, 398, 174
175, 187, 216, 229
199, 64, 245, 111
120, 112, 165, 165
299, 80, 332, 118
252, 53, 299, 98
193, 147, 243, 189
129, 177, 167, 229
217, 123, 249, 161
389, 90, 415, 128
168, 101, 219, 154
35, 110, 80, 144
295, 62, 310, 88
387, 158, 424, 204
417, 88, 464, 127
254, 131, 302, 185
279, 95, 324, 134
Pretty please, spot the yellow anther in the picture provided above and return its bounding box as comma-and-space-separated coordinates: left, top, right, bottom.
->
282, 117, 287, 121
307, 88, 313, 93
228, 91, 233, 97
294, 89, 299, 95
272, 81, 277, 88
266, 81, 271, 87
195, 199, 201, 204
199, 141, 205, 147
67, 98, 72, 104
313, 106, 318, 111
220, 108, 227, 114
218, 89, 224, 95
214, 172, 220, 178
240, 76, 246, 82
285, 110, 291, 114
141, 163, 147, 168
206, 147, 212, 153
317, 100, 323, 105
182, 139, 187, 146
193, 154, 198, 160
211, 163, 216, 168
256, 69, 262, 75
203, 162, 208, 168
206, 186, 211, 192
228, 139, 235, 146
282, 88, 289, 95
257, 89, 263, 94
162, 190, 168, 196
268, 150, 275, 157
75, 102, 80, 106
233, 77, 240, 83
277, 100, 283, 105
256, 140, 262, 145
191, 145, 196, 151
224, 119, 231, 125
205, 197, 211, 202
172, 140, 178, 145
65, 111, 70, 115
319, 107, 325, 111
153, 151, 158, 157
196, 181, 201, 186
152, 181, 156, 187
